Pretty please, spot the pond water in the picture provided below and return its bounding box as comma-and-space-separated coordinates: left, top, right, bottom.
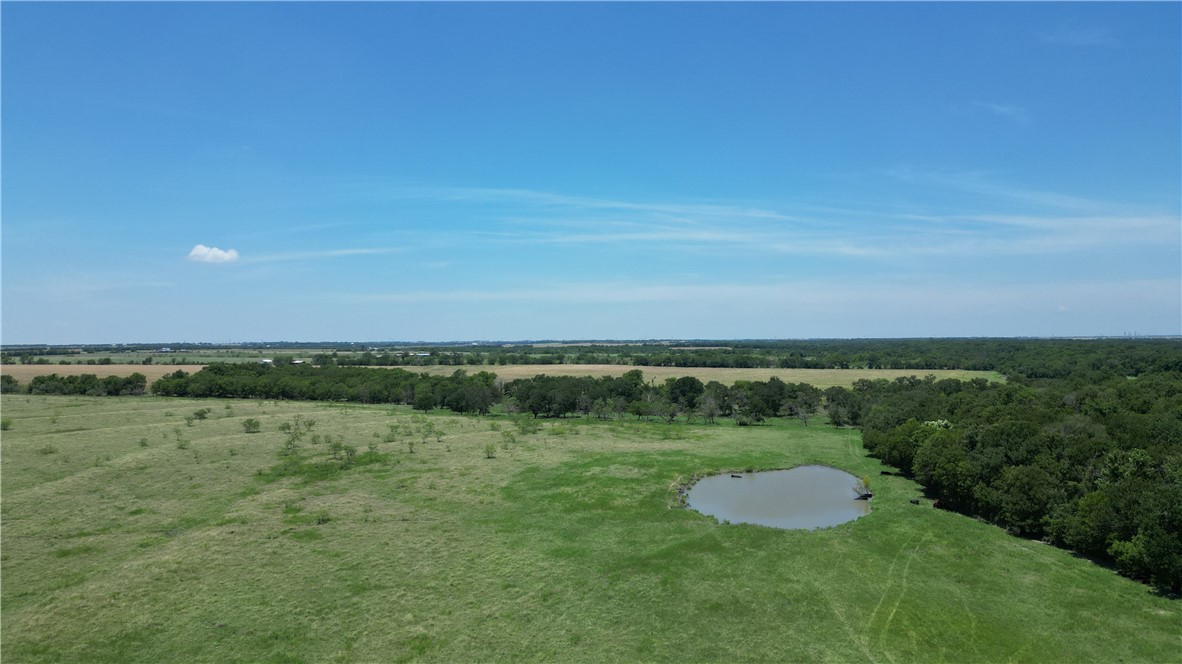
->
686, 465, 871, 530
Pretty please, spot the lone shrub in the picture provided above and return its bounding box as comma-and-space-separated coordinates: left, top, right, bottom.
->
241, 418, 261, 434
484, 443, 497, 459
514, 418, 541, 435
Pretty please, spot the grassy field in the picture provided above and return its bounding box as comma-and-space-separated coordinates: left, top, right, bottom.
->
396, 364, 1005, 388
1, 395, 1176, 663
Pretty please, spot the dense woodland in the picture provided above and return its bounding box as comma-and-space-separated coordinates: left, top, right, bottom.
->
2, 338, 1179, 593
852, 372, 1182, 594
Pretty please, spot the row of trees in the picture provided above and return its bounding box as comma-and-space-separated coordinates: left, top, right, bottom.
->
845, 372, 1182, 594
148, 364, 502, 414
502, 372, 825, 426
2, 372, 149, 396
143, 364, 829, 425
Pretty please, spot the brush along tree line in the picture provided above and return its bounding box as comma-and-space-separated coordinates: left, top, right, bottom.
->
4, 346, 1180, 594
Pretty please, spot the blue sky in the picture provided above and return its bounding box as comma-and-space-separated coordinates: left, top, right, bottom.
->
3, 2, 1179, 343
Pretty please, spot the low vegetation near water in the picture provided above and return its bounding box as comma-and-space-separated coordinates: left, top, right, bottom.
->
2, 395, 1178, 663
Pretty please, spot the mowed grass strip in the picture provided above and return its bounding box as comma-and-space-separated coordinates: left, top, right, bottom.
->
394, 364, 1005, 388
1, 396, 1174, 664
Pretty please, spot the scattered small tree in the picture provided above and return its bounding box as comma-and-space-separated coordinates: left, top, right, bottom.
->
697, 394, 721, 425
241, 418, 261, 433
853, 475, 872, 498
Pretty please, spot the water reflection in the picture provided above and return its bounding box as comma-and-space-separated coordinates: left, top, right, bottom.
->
687, 465, 870, 530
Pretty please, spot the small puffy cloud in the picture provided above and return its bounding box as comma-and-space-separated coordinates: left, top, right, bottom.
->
187, 244, 240, 263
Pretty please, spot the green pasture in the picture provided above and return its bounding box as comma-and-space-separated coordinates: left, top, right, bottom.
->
1, 396, 1177, 663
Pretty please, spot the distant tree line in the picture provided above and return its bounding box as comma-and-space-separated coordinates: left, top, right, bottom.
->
305, 339, 1182, 377
1, 354, 114, 365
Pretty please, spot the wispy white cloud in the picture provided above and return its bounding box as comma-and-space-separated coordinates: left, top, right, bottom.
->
388, 185, 802, 223
346, 278, 1181, 327
185, 243, 404, 267
245, 247, 402, 264
881, 168, 1106, 211
350, 281, 853, 306
492, 225, 761, 247
891, 212, 1180, 254
1041, 26, 1119, 47
349, 178, 1179, 262
187, 244, 239, 263
10, 275, 175, 302
972, 101, 1032, 127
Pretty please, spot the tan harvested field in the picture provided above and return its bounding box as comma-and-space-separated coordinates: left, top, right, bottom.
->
0, 364, 206, 382
392, 364, 1004, 388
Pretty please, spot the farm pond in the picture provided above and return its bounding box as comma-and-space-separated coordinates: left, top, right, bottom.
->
686, 465, 871, 530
